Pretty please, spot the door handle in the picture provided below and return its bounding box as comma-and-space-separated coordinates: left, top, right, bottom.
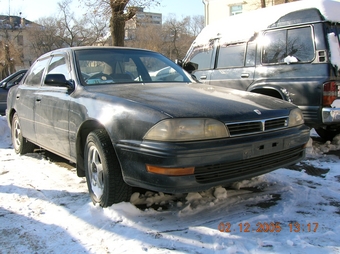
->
200, 75, 207, 80
241, 73, 250, 78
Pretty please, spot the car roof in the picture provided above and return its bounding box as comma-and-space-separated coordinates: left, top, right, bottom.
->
39, 46, 155, 58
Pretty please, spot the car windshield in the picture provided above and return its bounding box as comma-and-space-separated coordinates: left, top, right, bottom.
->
75, 48, 193, 85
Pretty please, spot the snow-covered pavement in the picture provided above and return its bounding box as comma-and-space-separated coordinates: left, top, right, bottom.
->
0, 115, 340, 253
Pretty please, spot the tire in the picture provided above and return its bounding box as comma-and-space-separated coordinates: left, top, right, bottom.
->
315, 127, 340, 141
11, 113, 35, 155
84, 129, 132, 207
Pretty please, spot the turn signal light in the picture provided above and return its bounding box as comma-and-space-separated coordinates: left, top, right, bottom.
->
146, 165, 195, 176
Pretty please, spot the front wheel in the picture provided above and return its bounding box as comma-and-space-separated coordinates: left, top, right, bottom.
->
84, 129, 132, 207
315, 127, 340, 141
11, 113, 35, 155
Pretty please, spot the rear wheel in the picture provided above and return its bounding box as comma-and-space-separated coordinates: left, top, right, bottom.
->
84, 129, 132, 207
11, 113, 35, 154
315, 126, 340, 141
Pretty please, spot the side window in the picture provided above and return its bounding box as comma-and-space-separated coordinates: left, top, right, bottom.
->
287, 27, 314, 62
25, 58, 50, 86
47, 55, 70, 79
217, 42, 246, 68
262, 30, 286, 64
262, 26, 314, 64
186, 41, 214, 71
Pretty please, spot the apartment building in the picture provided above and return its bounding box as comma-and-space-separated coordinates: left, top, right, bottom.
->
202, 0, 298, 25
125, 7, 162, 40
0, 15, 37, 74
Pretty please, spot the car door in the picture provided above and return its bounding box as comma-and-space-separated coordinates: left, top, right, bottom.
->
34, 54, 72, 158
14, 58, 50, 143
209, 40, 255, 91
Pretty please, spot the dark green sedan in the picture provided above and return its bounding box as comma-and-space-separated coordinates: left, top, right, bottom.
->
6, 47, 310, 207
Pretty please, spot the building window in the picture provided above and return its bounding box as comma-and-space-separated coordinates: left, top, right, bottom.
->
230, 5, 242, 15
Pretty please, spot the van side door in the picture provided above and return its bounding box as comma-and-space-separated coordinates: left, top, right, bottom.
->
209, 40, 256, 91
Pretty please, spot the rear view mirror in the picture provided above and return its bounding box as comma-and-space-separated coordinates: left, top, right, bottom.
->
45, 74, 74, 91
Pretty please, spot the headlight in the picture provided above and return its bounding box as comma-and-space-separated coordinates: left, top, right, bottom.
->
288, 108, 304, 127
144, 118, 230, 141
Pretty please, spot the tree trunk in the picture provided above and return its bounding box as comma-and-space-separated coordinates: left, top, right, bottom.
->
261, 0, 266, 8
109, 0, 136, 46
110, 13, 126, 46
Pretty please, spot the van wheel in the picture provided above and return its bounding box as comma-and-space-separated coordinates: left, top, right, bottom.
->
84, 129, 132, 207
11, 113, 35, 155
315, 127, 340, 141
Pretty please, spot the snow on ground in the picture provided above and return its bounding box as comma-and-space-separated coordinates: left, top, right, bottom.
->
0, 115, 340, 253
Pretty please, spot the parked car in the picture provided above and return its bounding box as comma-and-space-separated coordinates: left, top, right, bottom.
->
180, 0, 340, 141
6, 46, 310, 207
0, 69, 27, 115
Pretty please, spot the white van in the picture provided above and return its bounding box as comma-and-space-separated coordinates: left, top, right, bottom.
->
180, 0, 340, 140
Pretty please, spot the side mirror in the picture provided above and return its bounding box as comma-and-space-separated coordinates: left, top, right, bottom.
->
175, 59, 183, 67
0, 82, 6, 88
183, 62, 198, 74
45, 74, 74, 91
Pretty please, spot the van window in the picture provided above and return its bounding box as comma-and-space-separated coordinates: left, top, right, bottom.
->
186, 41, 214, 71
262, 26, 314, 64
245, 41, 256, 66
217, 43, 245, 68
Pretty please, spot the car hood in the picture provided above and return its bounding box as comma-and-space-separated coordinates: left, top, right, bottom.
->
84, 83, 294, 121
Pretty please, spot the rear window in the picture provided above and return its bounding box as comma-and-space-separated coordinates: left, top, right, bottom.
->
262, 26, 314, 64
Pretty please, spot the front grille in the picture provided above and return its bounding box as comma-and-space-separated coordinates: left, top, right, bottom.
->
226, 117, 288, 136
265, 118, 287, 130
195, 146, 304, 184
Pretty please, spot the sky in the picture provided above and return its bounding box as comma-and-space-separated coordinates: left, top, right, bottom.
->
1, 115, 340, 253
0, 0, 204, 22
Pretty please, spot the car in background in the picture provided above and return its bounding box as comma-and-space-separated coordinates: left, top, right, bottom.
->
6, 46, 310, 207
0, 69, 27, 115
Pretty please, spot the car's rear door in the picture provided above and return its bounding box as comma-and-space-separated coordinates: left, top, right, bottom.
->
14, 58, 50, 143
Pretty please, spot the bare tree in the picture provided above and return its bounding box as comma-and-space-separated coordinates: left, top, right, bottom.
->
161, 15, 203, 60
125, 14, 204, 59
26, 17, 62, 58
79, 0, 159, 46
56, 0, 108, 46
0, 20, 24, 79
125, 25, 163, 52
26, 0, 109, 59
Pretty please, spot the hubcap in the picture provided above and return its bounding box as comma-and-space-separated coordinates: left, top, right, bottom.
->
13, 120, 21, 149
88, 146, 104, 199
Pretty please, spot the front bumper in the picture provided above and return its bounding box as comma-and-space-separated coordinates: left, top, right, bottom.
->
115, 125, 310, 194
